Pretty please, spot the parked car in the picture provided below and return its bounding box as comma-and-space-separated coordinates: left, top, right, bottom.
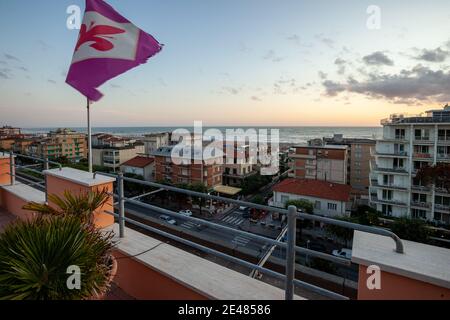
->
239, 206, 249, 212
159, 215, 177, 225
332, 248, 352, 259
179, 210, 193, 217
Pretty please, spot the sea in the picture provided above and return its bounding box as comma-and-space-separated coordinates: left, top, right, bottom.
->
22, 126, 382, 145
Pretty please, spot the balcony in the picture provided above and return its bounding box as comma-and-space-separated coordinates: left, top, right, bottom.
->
438, 137, 450, 145
413, 153, 433, 160
374, 151, 408, 158
370, 180, 408, 191
372, 165, 409, 175
1, 152, 450, 300
410, 201, 431, 209
437, 154, 450, 162
370, 194, 408, 207
435, 204, 450, 212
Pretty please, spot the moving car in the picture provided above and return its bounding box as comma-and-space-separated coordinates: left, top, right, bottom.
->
179, 210, 193, 217
159, 215, 177, 225
332, 248, 352, 259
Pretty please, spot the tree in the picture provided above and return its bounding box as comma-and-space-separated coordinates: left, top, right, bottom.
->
252, 195, 265, 205
325, 216, 357, 247
353, 205, 380, 226
390, 217, 430, 243
416, 163, 450, 192
241, 173, 271, 195
188, 183, 209, 216
284, 199, 314, 214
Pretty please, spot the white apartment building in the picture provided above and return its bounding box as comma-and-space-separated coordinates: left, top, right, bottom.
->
370, 105, 450, 225
143, 132, 170, 155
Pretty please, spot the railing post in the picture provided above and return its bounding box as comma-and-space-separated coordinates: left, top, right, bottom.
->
285, 205, 297, 300
44, 157, 49, 203
117, 172, 126, 238
9, 152, 15, 185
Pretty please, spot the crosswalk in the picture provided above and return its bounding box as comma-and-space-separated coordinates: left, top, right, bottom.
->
221, 215, 245, 226
181, 221, 196, 230
231, 235, 251, 247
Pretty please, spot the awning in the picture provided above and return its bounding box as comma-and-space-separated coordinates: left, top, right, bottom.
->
213, 185, 242, 196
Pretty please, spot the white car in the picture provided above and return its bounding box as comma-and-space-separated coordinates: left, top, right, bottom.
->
179, 210, 193, 217
332, 248, 352, 259
159, 215, 177, 225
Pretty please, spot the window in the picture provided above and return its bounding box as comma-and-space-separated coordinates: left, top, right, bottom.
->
383, 174, 394, 186
314, 201, 321, 210
412, 209, 427, 220
382, 189, 393, 200
327, 203, 337, 211
412, 193, 427, 203
281, 195, 289, 205
395, 129, 405, 139
382, 204, 393, 216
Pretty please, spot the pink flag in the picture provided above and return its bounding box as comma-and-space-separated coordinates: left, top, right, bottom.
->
66, 0, 163, 101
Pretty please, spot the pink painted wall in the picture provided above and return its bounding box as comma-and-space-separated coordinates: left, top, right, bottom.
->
358, 264, 450, 300
0, 190, 37, 221
0, 158, 11, 186
112, 250, 208, 300
46, 175, 114, 229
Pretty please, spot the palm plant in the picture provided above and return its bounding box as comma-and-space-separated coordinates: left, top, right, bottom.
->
0, 215, 114, 300
23, 189, 110, 225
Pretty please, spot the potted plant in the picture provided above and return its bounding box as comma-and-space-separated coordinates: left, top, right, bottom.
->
0, 189, 116, 300
0, 215, 115, 300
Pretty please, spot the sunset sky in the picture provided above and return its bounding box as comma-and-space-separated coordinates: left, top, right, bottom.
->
1, 0, 450, 127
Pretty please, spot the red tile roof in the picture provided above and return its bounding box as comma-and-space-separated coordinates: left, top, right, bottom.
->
121, 156, 154, 168
273, 178, 351, 202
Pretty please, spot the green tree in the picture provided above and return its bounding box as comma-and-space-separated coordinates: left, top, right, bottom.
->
390, 217, 430, 243
353, 205, 380, 226
188, 183, 209, 216
284, 199, 314, 214
325, 216, 357, 247
252, 195, 265, 205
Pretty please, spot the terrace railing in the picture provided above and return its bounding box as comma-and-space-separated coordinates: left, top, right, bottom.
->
94, 171, 405, 301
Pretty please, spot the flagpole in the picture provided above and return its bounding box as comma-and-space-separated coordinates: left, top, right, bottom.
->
87, 98, 93, 173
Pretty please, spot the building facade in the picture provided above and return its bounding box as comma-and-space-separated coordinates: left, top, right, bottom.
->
152, 146, 223, 189
370, 105, 450, 225
120, 156, 155, 181
0, 126, 21, 138
27, 129, 87, 161
288, 145, 348, 184
222, 141, 257, 187
323, 134, 376, 203
271, 178, 352, 217
143, 132, 170, 155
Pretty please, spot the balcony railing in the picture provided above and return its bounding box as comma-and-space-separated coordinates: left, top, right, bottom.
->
410, 201, 431, 209
370, 180, 408, 191
1, 152, 407, 301
375, 151, 408, 157
91, 171, 405, 300
372, 165, 408, 174
413, 153, 433, 159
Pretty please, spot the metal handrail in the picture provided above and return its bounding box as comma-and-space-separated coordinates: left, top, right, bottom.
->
95, 171, 405, 254
103, 209, 348, 300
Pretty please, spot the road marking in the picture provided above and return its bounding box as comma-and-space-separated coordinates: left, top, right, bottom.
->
232, 235, 251, 246
181, 221, 195, 229
223, 216, 234, 223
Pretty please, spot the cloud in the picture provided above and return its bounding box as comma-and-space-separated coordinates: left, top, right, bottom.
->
251, 96, 262, 101
16, 66, 28, 72
414, 47, 449, 62
0, 60, 6, 65
221, 86, 242, 95
47, 79, 57, 84
362, 51, 394, 66
318, 71, 328, 80
263, 50, 284, 62
110, 83, 121, 88
334, 58, 347, 75
322, 65, 450, 105
0, 68, 12, 79
315, 34, 335, 49
37, 40, 51, 51
4, 53, 20, 62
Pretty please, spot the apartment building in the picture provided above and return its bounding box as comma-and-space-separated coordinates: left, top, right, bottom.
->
142, 132, 170, 155
370, 105, 450, 225
222, 141, 257, 187
288, 145, 348, 184
27, 129, 87, 161
0, 126, 21, 138
152, 145, 223, 188
120, 156, 155, 181
323, 134, 376, 202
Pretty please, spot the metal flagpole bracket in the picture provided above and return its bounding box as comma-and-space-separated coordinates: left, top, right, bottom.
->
87, 98, 93, 173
